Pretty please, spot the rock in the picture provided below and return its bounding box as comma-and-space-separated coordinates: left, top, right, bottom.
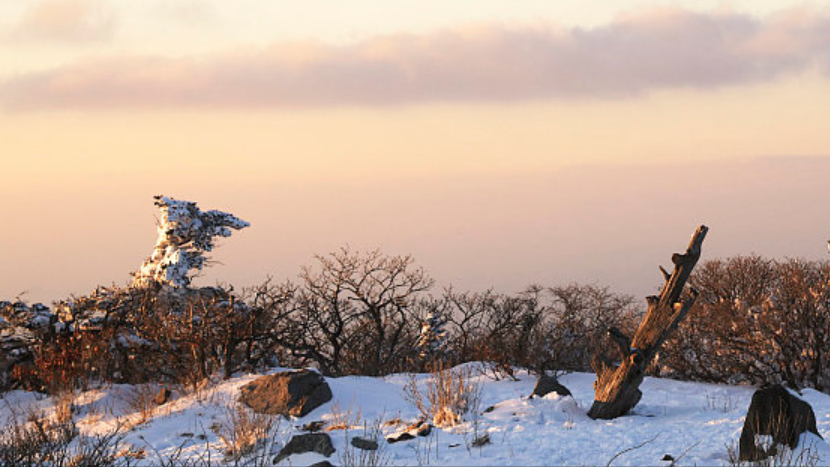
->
739, 384, 822, 462
414, 422, 431, 437
240, 370, 332, 418
386, 420, 431, 444
155, 387, 171, 405
471, 433, 491, 447
386, 432, 415, 444
308, 462, 335, 467
273, 433, 335, 464
350, 436, 379, 451
530, 374, 571, 399
302, 420, 326, 432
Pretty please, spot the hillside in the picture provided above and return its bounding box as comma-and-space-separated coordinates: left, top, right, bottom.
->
3, 366, 830, 466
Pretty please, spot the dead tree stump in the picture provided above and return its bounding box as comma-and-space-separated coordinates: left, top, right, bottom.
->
588, 225, 708, 419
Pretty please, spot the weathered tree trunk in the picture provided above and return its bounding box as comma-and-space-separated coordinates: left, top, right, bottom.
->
588, 225, 708, 419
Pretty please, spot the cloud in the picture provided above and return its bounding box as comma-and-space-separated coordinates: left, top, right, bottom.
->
2, 7, 829, 109
11, 0, 115, 43
155, 0, 214, 22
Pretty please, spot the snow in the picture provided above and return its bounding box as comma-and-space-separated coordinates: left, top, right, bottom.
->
133, 196, 249, 289
4, 367, 830, 466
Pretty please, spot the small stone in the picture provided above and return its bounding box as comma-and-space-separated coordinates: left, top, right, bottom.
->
386, 432, 415, 444
415, 422, 431, 437
351, 436, 379, 451
471, 433, 491, 447
302, 420, 326, 432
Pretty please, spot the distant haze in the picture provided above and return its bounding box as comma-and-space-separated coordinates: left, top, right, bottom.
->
2, 156, 829, 304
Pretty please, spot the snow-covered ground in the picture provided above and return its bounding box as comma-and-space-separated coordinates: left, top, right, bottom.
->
4, 366, 830, 466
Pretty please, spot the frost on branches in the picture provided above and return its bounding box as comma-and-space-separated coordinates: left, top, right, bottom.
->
133, 196, 250, 289
416, 312, 448, 362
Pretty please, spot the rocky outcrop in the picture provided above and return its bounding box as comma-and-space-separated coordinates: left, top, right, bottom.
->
239, 370, 332, 418
739, 384, 822, 462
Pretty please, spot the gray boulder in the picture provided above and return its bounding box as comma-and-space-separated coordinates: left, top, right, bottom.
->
240, 370, 332, 418
273, 433, 334, 464
739, 384, 822, 462
351, 436, 379, 451
530, 374, 571, 399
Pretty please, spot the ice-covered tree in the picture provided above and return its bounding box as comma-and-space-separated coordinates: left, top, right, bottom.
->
133, 196, 250, 289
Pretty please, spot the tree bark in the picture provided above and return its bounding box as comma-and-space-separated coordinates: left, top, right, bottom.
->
588, 225, 708, 419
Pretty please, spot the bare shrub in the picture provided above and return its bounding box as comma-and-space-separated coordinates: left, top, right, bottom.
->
434, 284, 640, 379
404, 363, 482, 428
124, 383, 161, 425
0, 403, 131, 467
534, 284, 641, 375
0, 407, 76, 466
262, 247, 433, 376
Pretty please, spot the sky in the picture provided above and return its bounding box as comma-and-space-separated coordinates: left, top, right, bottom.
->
2, 0, 830, 304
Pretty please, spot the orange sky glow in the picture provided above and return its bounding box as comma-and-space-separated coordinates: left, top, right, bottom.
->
2, 0, 830, 303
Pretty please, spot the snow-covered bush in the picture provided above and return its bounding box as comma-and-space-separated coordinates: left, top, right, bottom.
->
663, 256, 830, 392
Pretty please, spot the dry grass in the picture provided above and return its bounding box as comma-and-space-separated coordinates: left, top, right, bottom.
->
52, 390, 75, 426
338, 417, 392, 467
214, 399, 280, 462
123, 383, 163, 427
0, 402, 131, 466
403, 363, 482, 429
325, 400, 362, 431
727, 438, 820, 467
703, 391, 739, 413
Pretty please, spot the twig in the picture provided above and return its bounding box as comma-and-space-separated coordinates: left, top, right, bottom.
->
605, 434, 660, 467
672, 439, 701, 465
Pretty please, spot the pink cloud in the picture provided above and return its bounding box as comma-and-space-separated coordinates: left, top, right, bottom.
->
11, 0, 115, 43
2, 8, 829, 109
